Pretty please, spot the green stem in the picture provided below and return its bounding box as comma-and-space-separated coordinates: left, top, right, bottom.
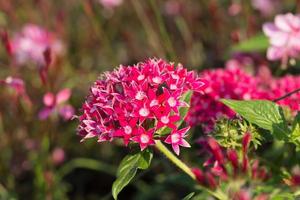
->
155, 140, 196, 180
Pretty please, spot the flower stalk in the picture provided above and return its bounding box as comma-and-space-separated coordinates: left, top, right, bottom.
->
154, 140, 196, 180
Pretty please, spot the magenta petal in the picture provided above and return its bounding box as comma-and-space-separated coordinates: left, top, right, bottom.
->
38, 107, 53, 120
43, 92, 55, 106
164, 135, 172, 144
59, 105, 75, 120
179, 139, 191, 148
56, 88, 71, 104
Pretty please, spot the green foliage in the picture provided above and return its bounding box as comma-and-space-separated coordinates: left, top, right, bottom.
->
213, 117, 262, 149
291, 112, 300, 150
231, 33, 269, 52
112, 149, 153, 199
182, 192, 195, 200
221, 99, 289, 141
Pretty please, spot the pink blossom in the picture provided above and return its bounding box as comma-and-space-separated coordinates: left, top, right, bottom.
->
39, 88, 74, 120
99, 0, 123, 9
164, 127, 191, 155
186, 67, 266, 132
263, 13, 300, 61
78, 58, 206, 154
51, 147, 65, 165
252, 0, 278, 16
269, 75, 300, 113
11, 24, 64, 66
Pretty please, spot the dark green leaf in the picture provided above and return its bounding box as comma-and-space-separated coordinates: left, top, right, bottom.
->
291, 112, 300, 148
231, 33, 268, 52
182, 192, 195, 200
112, 150, 153, 199
221, 99, 289, 140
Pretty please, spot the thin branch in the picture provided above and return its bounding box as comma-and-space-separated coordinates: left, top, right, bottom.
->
273, 87, 300, 102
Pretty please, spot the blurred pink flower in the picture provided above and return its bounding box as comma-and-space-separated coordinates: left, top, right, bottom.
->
164, 0, 181, 16
11, 24, 64, 66
252, 0, 278, 16
99, 0, 123, 9
269, 75, 300, 113
228, 3, 241, 16
263, 13, 300, 61
39, 88, 74, 120
51, 147, 65, 165
78, 58, 206, 154
0, 76, 31, 105
186, 67, 266, 132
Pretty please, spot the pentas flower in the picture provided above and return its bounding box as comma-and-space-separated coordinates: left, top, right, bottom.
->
77, 58, 206, 154
165, 127, 191, 155
269, 75, 300, 113
263, 13, 300, 62
186, 67, 266, 132
39, 88, 74, 120
11, 24, 64, 66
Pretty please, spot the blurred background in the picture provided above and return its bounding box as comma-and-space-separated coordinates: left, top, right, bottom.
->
0, 0, 299, 199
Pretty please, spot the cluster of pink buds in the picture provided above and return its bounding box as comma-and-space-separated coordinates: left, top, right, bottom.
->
192, 133, 268, 190
263, 13, 300, 62
78, 58, 206, 155
39, 88, 74, 121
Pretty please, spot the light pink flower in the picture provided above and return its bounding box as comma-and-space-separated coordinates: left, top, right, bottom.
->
99, 0, 123, 9
11, 24, 64, 66
51, 147, 65, 165
78, 58, 206, 154
39, 88, 74, 120
252, 0, 278, 16
263, 13, 300, 61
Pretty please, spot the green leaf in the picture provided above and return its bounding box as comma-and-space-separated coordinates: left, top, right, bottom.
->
182, 192, 195, 200
221, 99, 289, 140
112, 150, 153, 199
291, 112, 300, 148
231, 33, 269, 52
271, 193, 295, 200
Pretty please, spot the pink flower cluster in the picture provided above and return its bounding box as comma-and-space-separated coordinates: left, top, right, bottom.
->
269, 75, 300, 112
11, 24, 64, 66
186, 67, 265, 132
263, 13, 300, 61
187, 65, 300, 131
78, 59, 206, 154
